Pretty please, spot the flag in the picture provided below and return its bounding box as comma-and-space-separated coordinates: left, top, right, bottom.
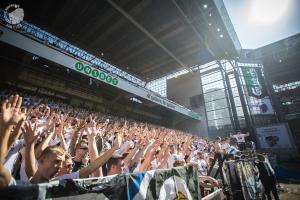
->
241, 67, 267, 98
0, 166, 201, 200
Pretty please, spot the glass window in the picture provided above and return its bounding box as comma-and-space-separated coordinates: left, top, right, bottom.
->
201, 71, 222, 85
235, 106, 244, 117
204, 89, 226, 102
229, 77, 237, 88
206, 108, 230, 120
234, 96, 242, 107
202, 81, 224, 93
205, 98, 228, 111
208, 117, 231, 128
146, 78, 167, 97
199, 61, 218, 73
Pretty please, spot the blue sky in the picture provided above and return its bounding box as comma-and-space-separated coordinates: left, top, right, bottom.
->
223, 0, 300, 49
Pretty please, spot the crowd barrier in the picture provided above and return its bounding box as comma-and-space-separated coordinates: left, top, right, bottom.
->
0, 160, 266, 200
208, 153, 264, 200
0, 166, 202, 200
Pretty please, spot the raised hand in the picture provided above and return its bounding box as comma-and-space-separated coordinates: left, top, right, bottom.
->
1, 94, 26, 126
113, 132, 123, 149
24, 122, 40, 145
86, 115, 98, 137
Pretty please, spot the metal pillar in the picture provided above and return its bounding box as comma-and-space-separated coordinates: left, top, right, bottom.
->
224, 71, 241, 130
218, 61, 240, 131
230, 61, 252, 131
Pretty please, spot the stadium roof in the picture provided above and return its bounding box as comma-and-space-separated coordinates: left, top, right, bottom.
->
1, 0, 240, 81
254, 33, 300, 85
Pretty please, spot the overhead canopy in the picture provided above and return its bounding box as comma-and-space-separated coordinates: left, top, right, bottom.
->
1, 0, 240, 81
254, 33, 300, 85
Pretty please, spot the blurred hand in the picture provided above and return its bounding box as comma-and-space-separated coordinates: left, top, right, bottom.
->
24, 122, 40, 145
113, 132, 123, 149
86, 116, 98, 138
1, 94, 26, 126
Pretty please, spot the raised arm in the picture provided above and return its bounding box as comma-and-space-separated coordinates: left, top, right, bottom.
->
0, 95, 26, 187
24, 122, 40, 178
123, 143, 139, 168
87, 117, 99, 161
139, 143, 158, 172
35, 124, 55, 159
7, 118, 25, 151
79, 132, 122, 178
57, 119, 68, 152
86, 117, 101, 177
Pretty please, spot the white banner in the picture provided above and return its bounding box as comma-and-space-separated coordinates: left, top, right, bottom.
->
256, 124, 292, 149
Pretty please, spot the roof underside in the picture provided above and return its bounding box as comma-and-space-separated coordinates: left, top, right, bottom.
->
1, 0, 238, 81
255, 33, 300, 85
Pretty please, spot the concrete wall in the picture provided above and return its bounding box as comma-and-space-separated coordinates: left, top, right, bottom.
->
167, 70, 208, 137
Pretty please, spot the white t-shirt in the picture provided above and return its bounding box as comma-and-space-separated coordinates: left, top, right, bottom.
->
221, 143, 230, 152
4, 139, 24, 174
166, 153, 177, 168
232, 134, 247, 143
150, 158, 159, 170
36, 119, 46, 134
64, 127, 75, 147
49, 135, 61, 146
190, 157, 208, 176
20, 158, 39, 181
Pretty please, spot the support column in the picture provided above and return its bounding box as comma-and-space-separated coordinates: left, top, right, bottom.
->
218, 61, 240, 131
224, 71, 241, 130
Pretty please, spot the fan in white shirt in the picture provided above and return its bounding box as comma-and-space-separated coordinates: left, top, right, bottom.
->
190, 152, 208, 176
230, 132, 249, 143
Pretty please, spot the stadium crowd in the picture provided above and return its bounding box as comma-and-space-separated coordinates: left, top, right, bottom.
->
0, 90, 279, 199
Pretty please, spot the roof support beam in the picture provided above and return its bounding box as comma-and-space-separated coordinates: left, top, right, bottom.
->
106, 0, 193, 73
171, 0, 216, 58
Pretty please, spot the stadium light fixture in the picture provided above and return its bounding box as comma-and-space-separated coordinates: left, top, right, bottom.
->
203, 4, 208, 9
249, 0, 290, 25
219, 34, 224, 38
217, 28, 220, 32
